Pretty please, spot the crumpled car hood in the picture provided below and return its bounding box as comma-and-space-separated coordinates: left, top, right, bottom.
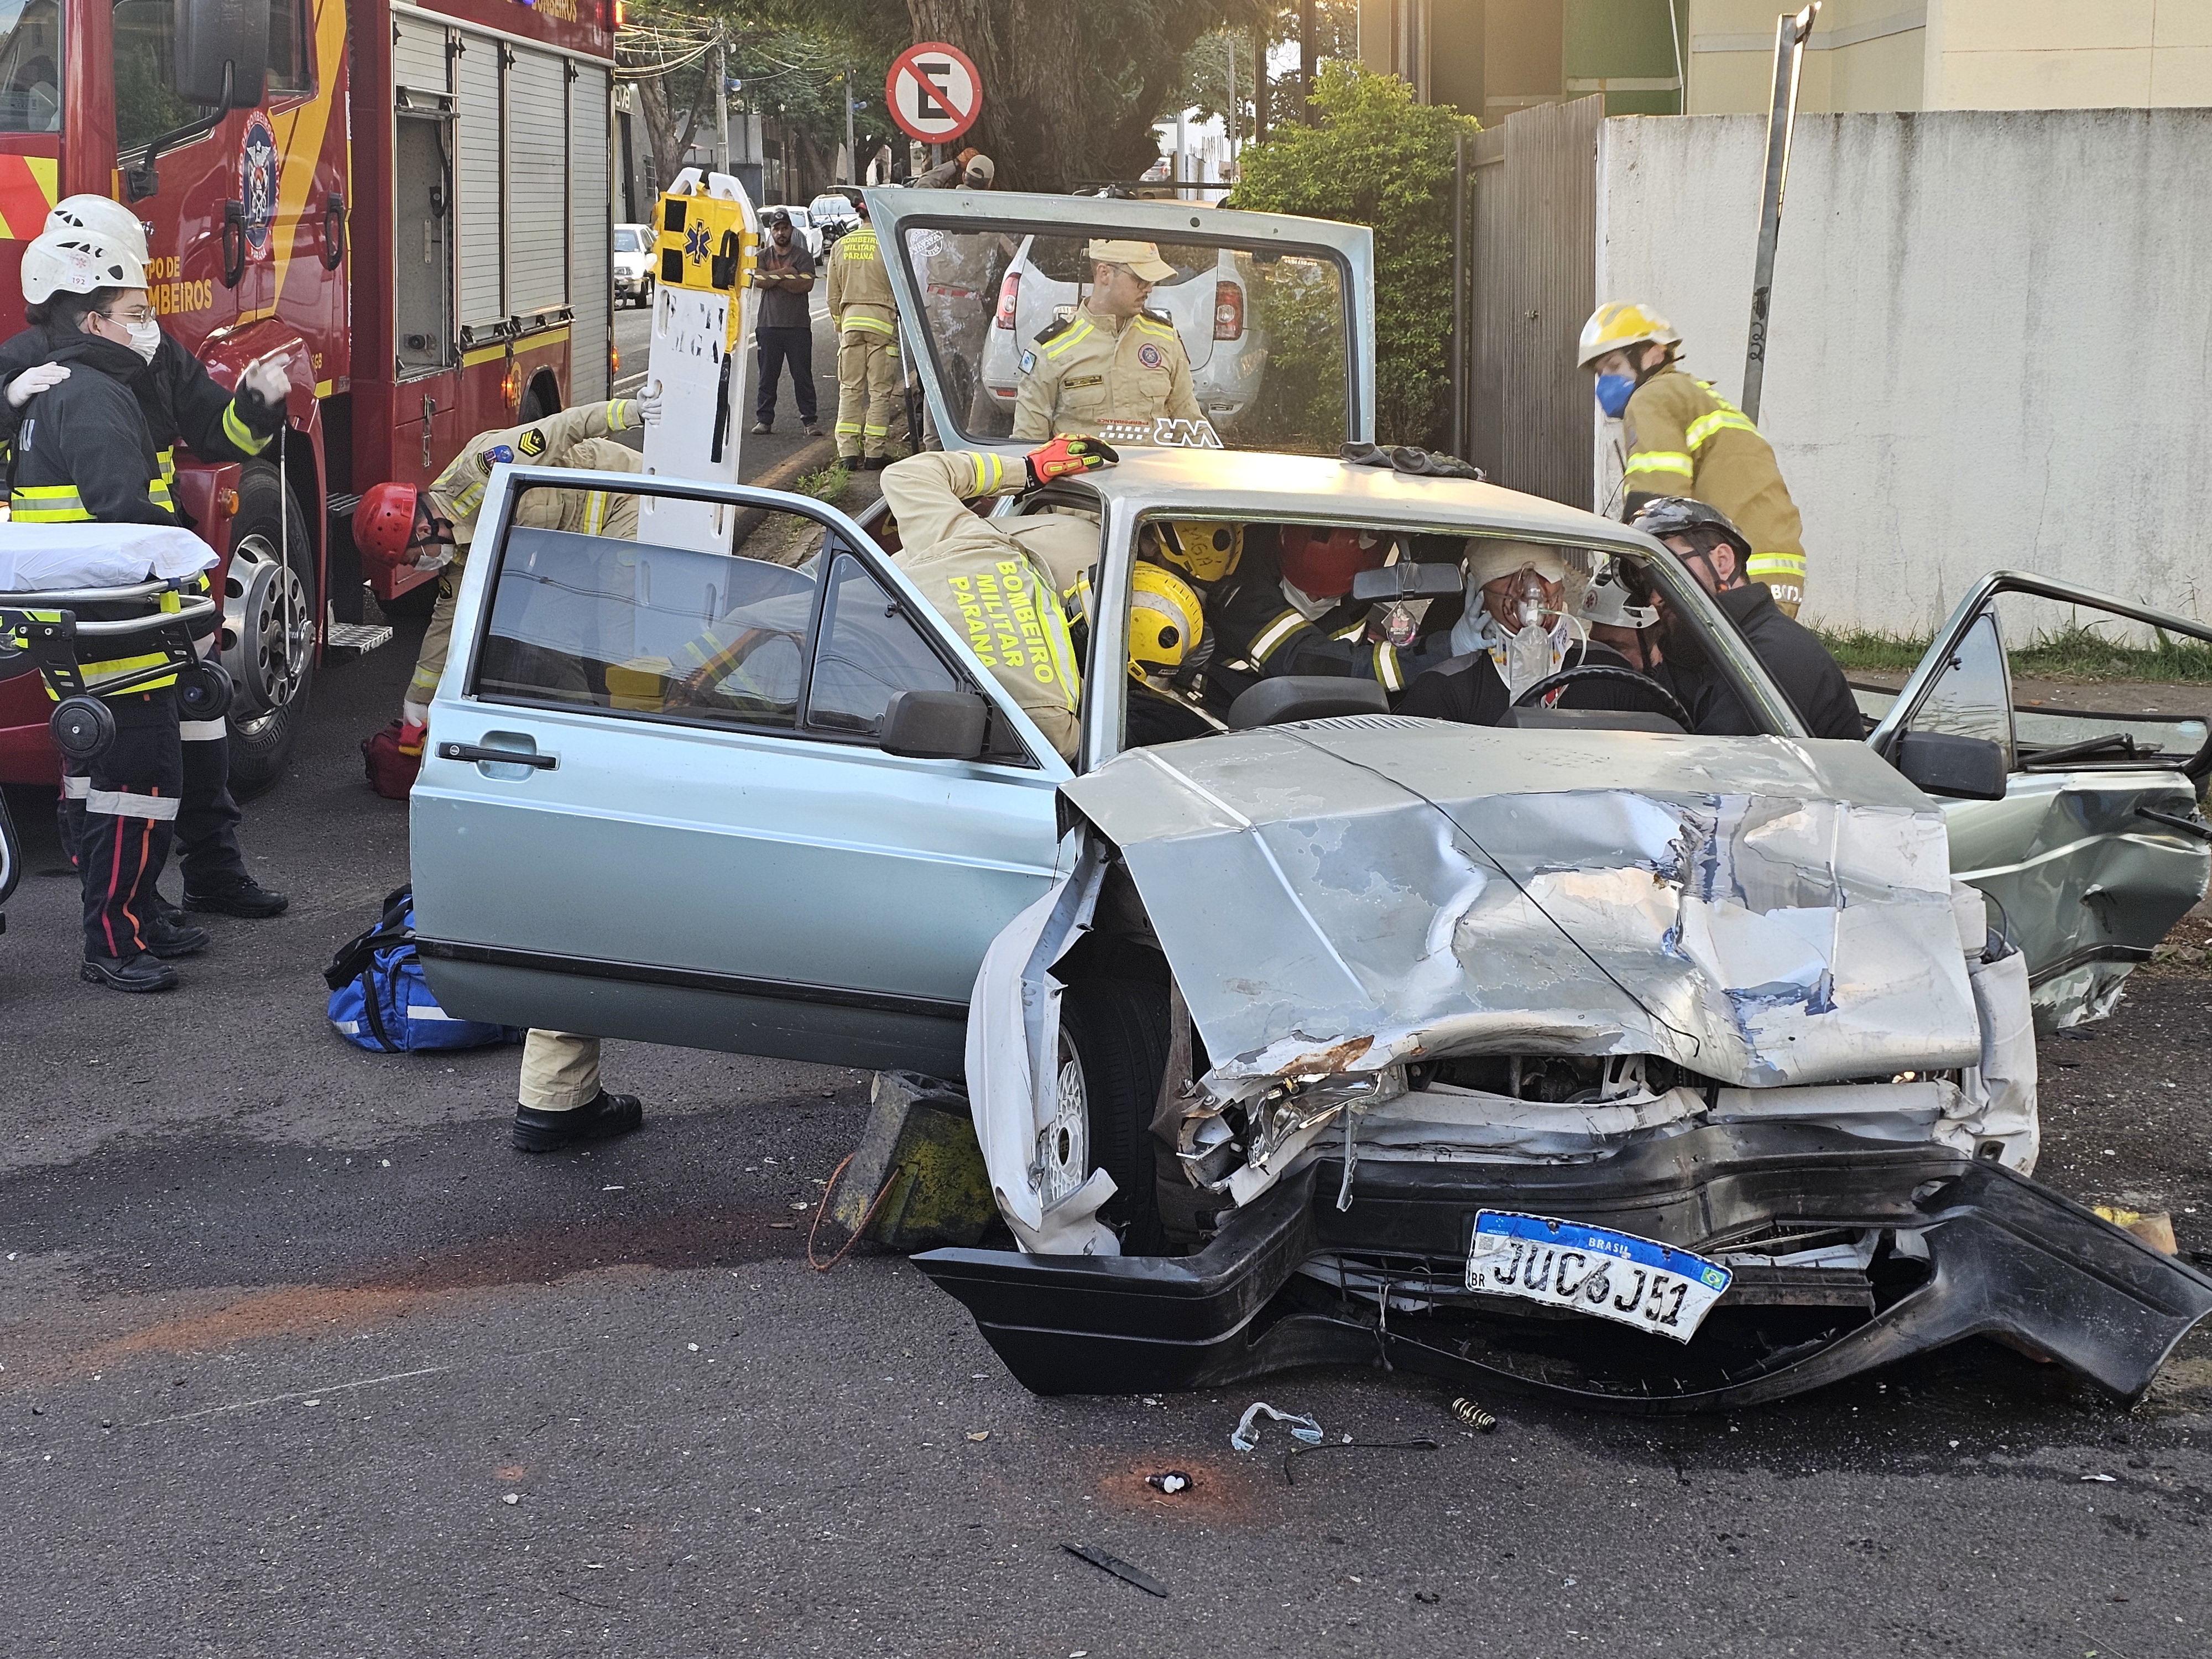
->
1061, 718, 1983, 1095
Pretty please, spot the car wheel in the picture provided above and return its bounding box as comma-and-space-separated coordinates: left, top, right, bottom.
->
1057, 978, 1171, 1254
221, 462, 316, 799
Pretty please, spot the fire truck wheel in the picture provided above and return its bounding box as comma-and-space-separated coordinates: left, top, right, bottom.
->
50, 697, 115, 763
222, 463, 317, 800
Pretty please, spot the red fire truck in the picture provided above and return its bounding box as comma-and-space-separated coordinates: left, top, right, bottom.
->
0, 0, 619, 792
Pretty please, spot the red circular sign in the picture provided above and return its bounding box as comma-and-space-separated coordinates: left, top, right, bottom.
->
886, 41, 982, 145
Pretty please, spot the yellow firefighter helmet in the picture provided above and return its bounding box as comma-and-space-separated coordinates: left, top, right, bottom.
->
1069, 563, 1207, 687
1150, 519, 1244, 583
1577, 302, 1681, 369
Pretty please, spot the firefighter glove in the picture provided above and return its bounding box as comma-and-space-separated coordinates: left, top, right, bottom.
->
1025, 435, 1118, 487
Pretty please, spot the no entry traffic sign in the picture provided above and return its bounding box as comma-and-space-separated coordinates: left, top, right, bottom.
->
888, 41, 982, 145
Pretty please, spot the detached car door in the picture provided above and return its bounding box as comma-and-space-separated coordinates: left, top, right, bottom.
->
867, 185, 1377, 460
1869, 572, 2212, 1025
410, 466, 1069, 1077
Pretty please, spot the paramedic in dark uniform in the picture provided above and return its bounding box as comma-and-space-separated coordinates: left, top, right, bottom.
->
7, 233, 216, 990
1, 196, 292, 920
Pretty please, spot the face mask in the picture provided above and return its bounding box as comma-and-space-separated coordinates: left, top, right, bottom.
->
121, 317, 160, 362
1595, 373, 1635, 419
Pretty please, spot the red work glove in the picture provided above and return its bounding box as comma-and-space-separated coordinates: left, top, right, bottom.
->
1025, 435, 1119, 487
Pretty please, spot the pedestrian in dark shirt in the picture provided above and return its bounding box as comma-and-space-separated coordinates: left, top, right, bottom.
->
750, 210, 821, 437
1629, 497, 1864, 741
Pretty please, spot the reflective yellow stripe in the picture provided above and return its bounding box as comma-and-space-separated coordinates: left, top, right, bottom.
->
584, 491, 608, 535
10, 484, 88, 521
1249, 609, 1309, 666
1624, 450, 1693, 478
148, 478, 174, 511
1133, 316, 1177, 340
609, 399, 633, 430
862, 424, 888, 437
156, 447, 176, 485
1373, 641, 1402, 693
221, 402, 274, 455
834, 420, 862, 435
841, 314, 896, 337
967, 451, 1006, 496
1747, 552, 1807, 577
1329, 618, 1364, 641
1684, 407, 1757, 450
1041, 319, 1094, 360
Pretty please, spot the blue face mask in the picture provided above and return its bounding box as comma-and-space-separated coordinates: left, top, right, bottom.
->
1595, 373, 1636, 419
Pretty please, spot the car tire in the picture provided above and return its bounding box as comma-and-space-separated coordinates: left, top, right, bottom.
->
222, 461, 316, 799
1058, 978, 1171, 1254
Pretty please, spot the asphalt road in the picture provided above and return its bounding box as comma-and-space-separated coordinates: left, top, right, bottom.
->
4, 608, 2211, 1645
612, 294, 846, 472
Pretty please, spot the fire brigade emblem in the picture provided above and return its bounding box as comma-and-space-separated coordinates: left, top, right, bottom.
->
1137, 342, 1164, 369
684, 223, 711, 265
238, 111, 281, 257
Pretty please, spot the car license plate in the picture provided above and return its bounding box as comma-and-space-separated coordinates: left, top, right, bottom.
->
1465, 1211, 1732, 1343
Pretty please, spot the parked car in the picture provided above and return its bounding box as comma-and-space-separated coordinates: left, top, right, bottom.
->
411, 191, 2212, 1412
808, 193, 860, 245
612, 223, 654, 308
766, 206, 823, 262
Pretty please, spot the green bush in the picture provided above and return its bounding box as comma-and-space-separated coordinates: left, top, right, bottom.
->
1228, 62, 1478, 450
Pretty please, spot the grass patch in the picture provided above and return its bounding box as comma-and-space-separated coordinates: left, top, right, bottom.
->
792, 461, 851, 504
1817, 623, 2212, 684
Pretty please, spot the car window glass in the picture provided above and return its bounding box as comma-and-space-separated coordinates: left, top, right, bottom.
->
806, 553, 967, 738
613, 228, 640, 253
1906, 611, 2015, 766
474, 484, 833, 732
1984, 591, 2211, 770
0, 0, 60, 133
894, 221, 1352, 457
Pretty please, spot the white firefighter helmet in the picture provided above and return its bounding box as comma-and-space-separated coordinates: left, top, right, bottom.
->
1580, 560, 1658, 631
20, 233, 149, 305
46, 196, 151, 264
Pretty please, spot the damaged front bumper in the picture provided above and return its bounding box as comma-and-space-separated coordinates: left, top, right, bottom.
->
916, 1125, 2212, 1411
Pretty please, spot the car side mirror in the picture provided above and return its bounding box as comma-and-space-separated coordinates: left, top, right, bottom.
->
880, 689, 989, 760
174, 0, 272, 107
1892, 731, 2007, 800
1351, 562, 1462, 603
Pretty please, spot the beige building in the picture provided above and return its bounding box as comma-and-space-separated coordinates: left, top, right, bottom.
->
1358, 3, 2212, 118
1687, 1, 2212, 113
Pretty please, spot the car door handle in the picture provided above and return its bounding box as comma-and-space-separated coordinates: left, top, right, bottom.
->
439, 742, 557, 770
2136, 806, 2212, 842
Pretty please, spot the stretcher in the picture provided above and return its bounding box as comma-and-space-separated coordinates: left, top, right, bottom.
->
1, 583, 228, 764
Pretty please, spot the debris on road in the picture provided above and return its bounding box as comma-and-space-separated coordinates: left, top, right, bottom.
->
1144, 1470, 1192, 1494
1230, 1401, 1323, 1452
1062, 1542, 1168, 1598
2093, 1206, 2178, 1254
502, 1494, 520, 1505
1448, 1396, 1498, 1432
1281, 1437, 1442, 1486
966, 1430, 990, 1442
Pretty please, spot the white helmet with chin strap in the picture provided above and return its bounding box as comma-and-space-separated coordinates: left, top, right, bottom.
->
20, 232, 150, 305
1580, 560, 1658, 630
46, 196, 152, 264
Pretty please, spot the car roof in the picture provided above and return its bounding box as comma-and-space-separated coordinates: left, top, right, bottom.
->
1070, 448, 1656, 551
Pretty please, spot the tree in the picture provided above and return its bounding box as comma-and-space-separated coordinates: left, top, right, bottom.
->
1229, 62, 1478, 448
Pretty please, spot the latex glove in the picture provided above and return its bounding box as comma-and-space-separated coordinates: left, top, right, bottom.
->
401, 699, 431, 730
238, 352, 290, 406
1025, 434, 1118, 488
4, 362, 69, 408
626, 387, 662, 427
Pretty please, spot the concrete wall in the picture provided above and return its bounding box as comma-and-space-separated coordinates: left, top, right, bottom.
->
1688, 1, 1928, 114
1925, 0, 2212, 111
1595, 108, 2212, 637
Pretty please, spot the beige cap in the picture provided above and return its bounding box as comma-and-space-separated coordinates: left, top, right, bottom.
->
1465, 539, 1572, 589
1087, 238, 1177, 281
964, 154, 996, 185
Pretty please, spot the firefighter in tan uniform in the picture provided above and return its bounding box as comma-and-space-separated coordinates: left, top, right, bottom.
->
1011, 240, 1202, 442
876, 441, 1117, 760
824, 198, 901, 467
1580, 302, 1809, 615
353, 395, 657, 726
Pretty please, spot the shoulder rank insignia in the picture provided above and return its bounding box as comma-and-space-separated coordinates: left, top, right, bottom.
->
517, 428, 549, 457
1034, 316, 1075, 345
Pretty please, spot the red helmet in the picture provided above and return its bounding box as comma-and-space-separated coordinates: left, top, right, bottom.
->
1279, 525, 1384, 601
353, 482, 420, 571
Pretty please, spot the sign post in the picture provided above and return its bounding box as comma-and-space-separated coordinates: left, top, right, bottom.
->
887, 41, 983, 149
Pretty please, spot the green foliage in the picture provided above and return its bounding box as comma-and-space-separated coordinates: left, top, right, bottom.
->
1815, 623, 2212, 684
1228, 62, 1478, 449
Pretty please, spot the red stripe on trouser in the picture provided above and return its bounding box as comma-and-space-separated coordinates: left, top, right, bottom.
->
98, 790, 161, 957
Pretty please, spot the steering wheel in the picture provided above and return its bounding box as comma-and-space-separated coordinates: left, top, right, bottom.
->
1511, 664, 1693, 731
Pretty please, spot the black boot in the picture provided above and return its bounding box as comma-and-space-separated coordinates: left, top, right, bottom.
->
145, 914, 211, 959
82, 953, 180, 993
184, 878, 290, 918
511, 1091, 644, 1153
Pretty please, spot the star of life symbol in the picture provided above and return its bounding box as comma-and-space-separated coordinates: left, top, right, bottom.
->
685, 224, 711, 264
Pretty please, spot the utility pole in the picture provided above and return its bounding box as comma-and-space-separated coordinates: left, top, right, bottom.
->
1296, 0, 1316, 124
843, 66, 857, 185
714, 36, 731, 178
1252, 28, 1267, 144
1741, 3, 1820, 424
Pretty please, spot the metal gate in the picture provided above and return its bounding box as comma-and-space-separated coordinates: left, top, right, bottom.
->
1451, 96, 1602, 512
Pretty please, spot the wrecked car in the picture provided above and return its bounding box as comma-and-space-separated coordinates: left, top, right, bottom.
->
409, 189, 2212, 1410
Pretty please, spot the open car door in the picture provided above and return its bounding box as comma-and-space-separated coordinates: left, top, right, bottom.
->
867, 187, 1376, 461
408, 465, 1070, 1078
1868, 571, 2212, 1026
